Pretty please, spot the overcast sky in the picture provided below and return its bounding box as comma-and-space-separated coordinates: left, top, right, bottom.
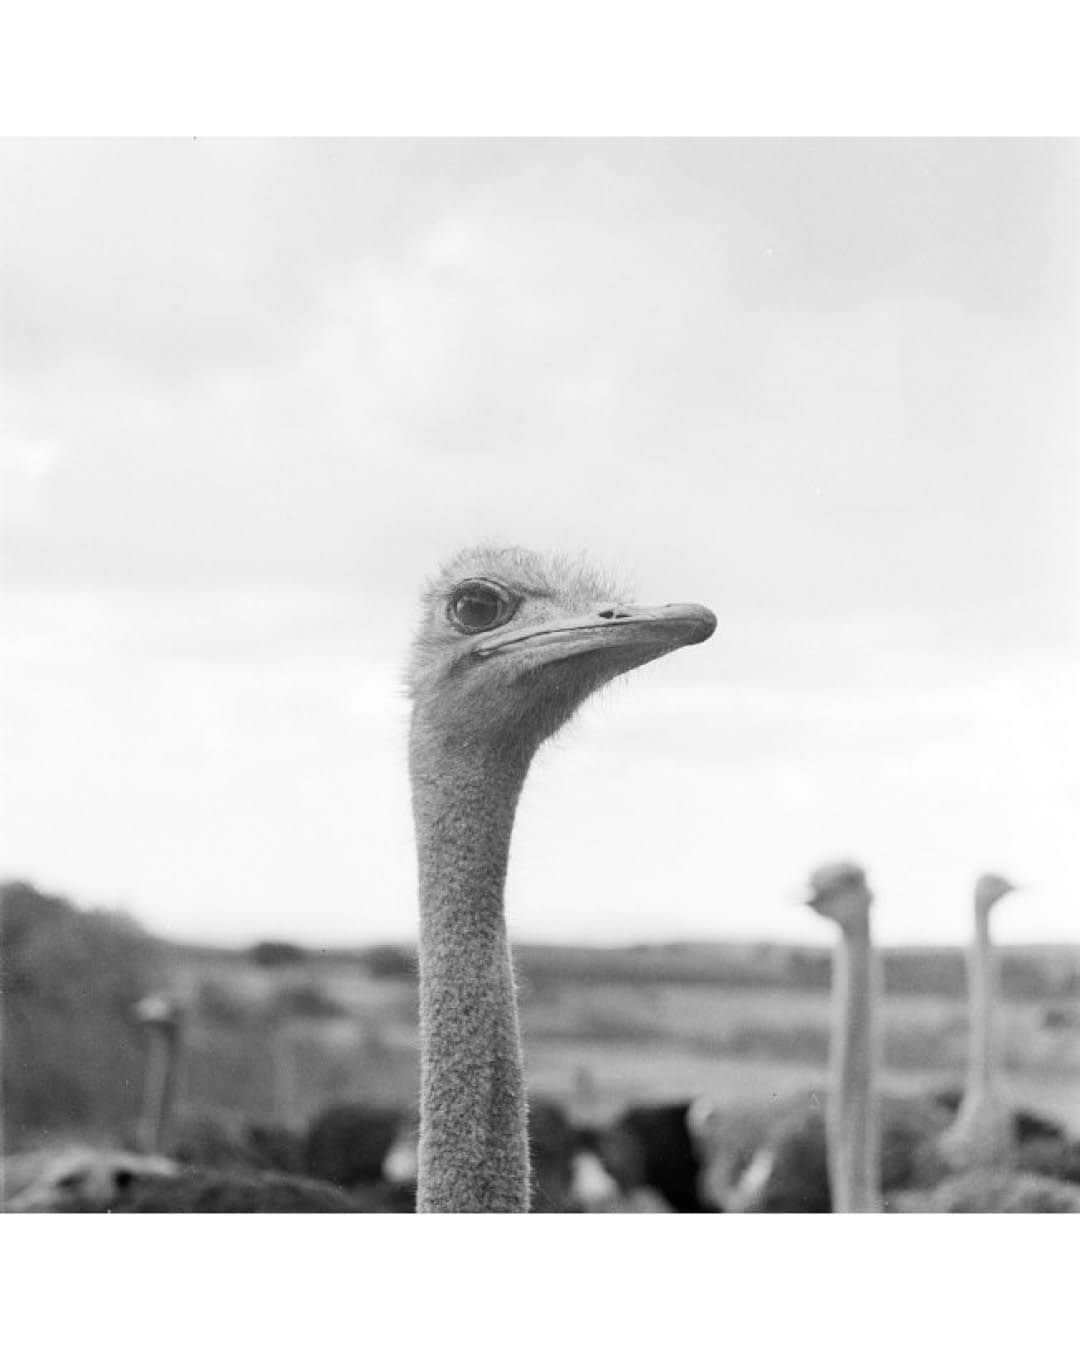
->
1, 138, 1077, 948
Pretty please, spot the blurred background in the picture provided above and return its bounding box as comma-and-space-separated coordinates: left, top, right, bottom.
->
1, 139, 1077, 1206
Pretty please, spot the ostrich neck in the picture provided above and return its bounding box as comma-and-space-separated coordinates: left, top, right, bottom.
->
410, 729, 532, 1213
138, 1029, 181, 1155
827, 917, 880, 1213
967, 905, 997, 1097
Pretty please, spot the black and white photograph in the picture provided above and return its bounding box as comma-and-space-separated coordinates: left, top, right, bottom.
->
0, 25, 1078, 1331
3, 135, 1076, 1217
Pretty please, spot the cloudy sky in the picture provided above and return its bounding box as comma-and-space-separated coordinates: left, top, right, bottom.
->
1, 139, 1077, 948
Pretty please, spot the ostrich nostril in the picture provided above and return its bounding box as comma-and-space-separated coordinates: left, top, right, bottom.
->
598, 607, 632, 621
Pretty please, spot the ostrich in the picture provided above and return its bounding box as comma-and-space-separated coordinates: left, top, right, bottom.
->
303, 1101, 417, 1209
804, 862, 881, 1213
890, 1168, 1080, 1213
5, 991, 359, 1212
133, 993, 186, 1155
886, 872, 1080, 1211
4, 1148, 359, 1212
132, 992, 321, 1178
379, 1097, 620, 1212
693, 869, 1080, 1213
695, 863, 940, 1213
305, 1102, 405, 1188
406, 546, 715, 1212
695, 1095, 836, 1213
593, 1101, 718, 1212
935, 873, 1019, 1171
3, 1148, 181, 1212
527, 1096, 625, 1212
168, 1112, 309, 1176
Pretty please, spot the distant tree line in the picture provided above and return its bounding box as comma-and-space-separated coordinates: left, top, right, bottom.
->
160, 936, 1079, 1001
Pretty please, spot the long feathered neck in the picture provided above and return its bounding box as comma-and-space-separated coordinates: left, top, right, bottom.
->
938, 899, 1016, 1170
827, 915, 880, 1213
137, 1027, 181, 1155
966, 904, 997, 1098
409, 723, 533, 1212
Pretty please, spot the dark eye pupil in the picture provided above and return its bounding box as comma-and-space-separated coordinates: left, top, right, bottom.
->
453, 591, 500, 629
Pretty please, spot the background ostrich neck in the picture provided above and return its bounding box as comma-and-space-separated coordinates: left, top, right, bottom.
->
138, 1027, 180, 1155
967, 905, 996, 1096
828, 914, 880, 1213
410, 728, 533, 1213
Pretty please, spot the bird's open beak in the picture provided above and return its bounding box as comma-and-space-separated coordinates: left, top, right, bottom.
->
475, 603, 717, 661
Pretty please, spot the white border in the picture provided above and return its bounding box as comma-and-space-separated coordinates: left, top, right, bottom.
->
2, 2, 1079, 135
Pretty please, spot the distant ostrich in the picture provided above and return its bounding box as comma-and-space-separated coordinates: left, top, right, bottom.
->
528, 1096, 625, 1212
133, 993, 186, 1155
134, 992, 298, 1171
694, 863, 949, 1213
303, 1100, 417, 1208
929, 1085, 1066, 1149
168, 1113, 308, 1175
891, 1168, 1080, 1213
3, 1130, 362, 1214
378, 1098, 621, 1212
694, 868, 1080, 1214
5, 991, 360, 1212
406, 546, 716, 1212
3, 1124, 364, 1213
5, 999, 405, 1212
700, 865, 883, 1214
595, 1101, 717, 1212
305, 1102, 405, 1188
132, 991, 324, 1179
935, 873, 1020, 1171
701, 864, 883, 1214
5, 1149, 358, 1212
695, 1096, 833, 1213
129, 1091, 413, 1209
885, 872, 1080, 1212
805, 862, 881, 1213
3, 1148, 179, 1212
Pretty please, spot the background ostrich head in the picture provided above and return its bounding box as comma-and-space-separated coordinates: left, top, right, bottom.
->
805, 860, 873, 931
406, 545, 716, 758
974, 873, 1018, 913
133, 992, 184, 1038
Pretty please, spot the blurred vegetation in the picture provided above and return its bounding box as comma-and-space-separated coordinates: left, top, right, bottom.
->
1, 880, 163, 1148
509, 943, 1080, 1000
249, 940, 307, 969
273, 939, 1080, 1000
359, 945, 417, 980
269, 981, 348, 1021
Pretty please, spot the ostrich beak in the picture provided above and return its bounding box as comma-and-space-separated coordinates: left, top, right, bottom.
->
475, 602, 717, 662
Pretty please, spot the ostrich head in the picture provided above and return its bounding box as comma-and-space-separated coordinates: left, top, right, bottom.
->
805, 860, 873, 931
133, 993, 184, 1038
406, 546, 716, 759
974, 873, 1018, 913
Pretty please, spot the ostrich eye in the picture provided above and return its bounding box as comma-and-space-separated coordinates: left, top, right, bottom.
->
447, 581, 514, 634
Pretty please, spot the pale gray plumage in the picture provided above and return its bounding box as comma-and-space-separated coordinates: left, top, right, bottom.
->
406, 545, 715, 1212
